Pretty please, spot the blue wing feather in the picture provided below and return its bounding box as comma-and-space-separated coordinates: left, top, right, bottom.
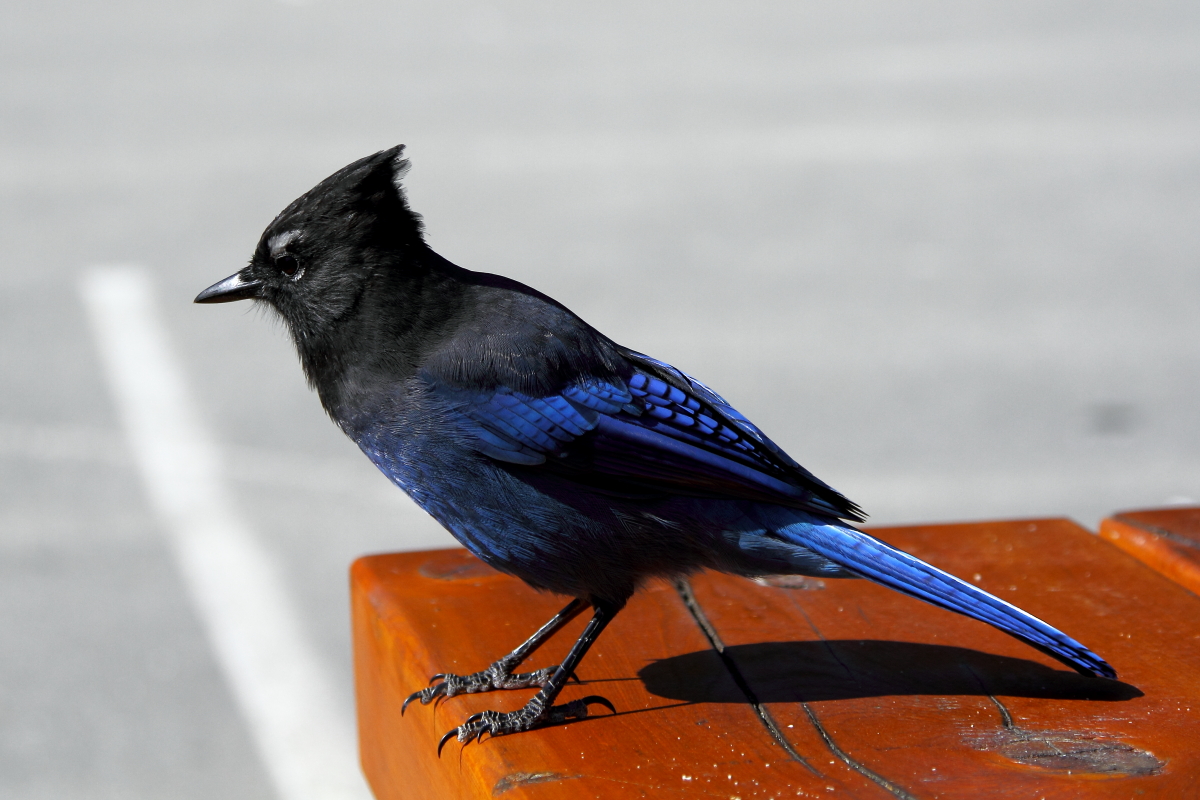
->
434, 384, 614, 465
426, 352, 864, 522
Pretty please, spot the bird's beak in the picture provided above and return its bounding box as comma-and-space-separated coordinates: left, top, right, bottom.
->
194, 271, 264, 304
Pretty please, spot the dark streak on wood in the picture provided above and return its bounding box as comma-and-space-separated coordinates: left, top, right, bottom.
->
1115, 517, 1200, 552
672, 578, 828, 780
418, 553, 503, 581
976, 674, 1162, 776
492, 771, 578, 795
752, 575, 827, 590
972, 728, 1164, 776
794, 701, 922, 800
675, 577, 923, 799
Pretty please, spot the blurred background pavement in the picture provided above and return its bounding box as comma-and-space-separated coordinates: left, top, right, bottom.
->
2, 2, 1198, 798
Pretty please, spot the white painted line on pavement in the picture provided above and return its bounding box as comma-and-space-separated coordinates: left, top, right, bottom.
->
79, 266, 371, 800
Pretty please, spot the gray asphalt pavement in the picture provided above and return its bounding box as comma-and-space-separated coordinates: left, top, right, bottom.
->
3, 2, 1198, 798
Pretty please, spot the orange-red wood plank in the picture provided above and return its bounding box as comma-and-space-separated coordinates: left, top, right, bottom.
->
353, 551, 886, 799
1099, 506, 1200, 595
688, 518, 1200, 797
353, 518, 1200, 799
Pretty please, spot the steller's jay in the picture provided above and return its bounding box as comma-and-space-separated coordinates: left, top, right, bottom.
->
196, 146, 1114, 750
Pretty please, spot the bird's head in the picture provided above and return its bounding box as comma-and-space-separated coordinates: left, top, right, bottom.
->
195, 145, 425, 342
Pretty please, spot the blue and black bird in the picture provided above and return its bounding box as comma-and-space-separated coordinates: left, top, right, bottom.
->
196, 146, 1114, 749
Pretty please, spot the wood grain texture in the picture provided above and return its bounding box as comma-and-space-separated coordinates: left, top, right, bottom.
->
353, 518, 1200, 799
1099, 507, 1200, 596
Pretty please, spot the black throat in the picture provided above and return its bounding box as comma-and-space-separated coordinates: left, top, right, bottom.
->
289, 248, 473, 421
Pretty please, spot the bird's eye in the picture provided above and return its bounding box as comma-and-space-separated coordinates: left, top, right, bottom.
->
276, 254, 300, 277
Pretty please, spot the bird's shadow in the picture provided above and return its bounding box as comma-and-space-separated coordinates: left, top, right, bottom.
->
638, 640, 1141, 703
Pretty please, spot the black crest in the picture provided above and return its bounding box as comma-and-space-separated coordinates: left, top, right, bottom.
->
269, 145, 425, 247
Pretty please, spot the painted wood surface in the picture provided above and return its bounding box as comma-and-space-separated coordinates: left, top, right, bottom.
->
353, 517, 1200, 799
1100, 506, 1200, 596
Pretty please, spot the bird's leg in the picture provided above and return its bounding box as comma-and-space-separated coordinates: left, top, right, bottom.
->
403, 597, 589, 713
438, 599, 622, 752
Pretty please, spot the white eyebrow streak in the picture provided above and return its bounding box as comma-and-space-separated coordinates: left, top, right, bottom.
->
268, 230, 302, 256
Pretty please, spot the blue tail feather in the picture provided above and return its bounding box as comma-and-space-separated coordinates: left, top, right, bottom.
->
777, 521, 1116, 679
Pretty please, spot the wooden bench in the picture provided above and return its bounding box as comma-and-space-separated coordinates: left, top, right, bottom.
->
352, 509, 1200, 798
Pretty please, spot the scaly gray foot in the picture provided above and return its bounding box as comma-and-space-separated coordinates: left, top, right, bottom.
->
438, 694, 615, 754
401, 659, 560, 714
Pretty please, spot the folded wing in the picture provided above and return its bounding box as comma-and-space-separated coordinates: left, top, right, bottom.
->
426, 350, 863, 522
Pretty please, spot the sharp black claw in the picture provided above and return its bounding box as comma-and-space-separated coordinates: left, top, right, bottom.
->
437, 728, 458, 757
462, 712, 484, 727
567, 671, 580, 683
429, 673, 446, 684
401, 691, 421, 715
581, 695, 617, 715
